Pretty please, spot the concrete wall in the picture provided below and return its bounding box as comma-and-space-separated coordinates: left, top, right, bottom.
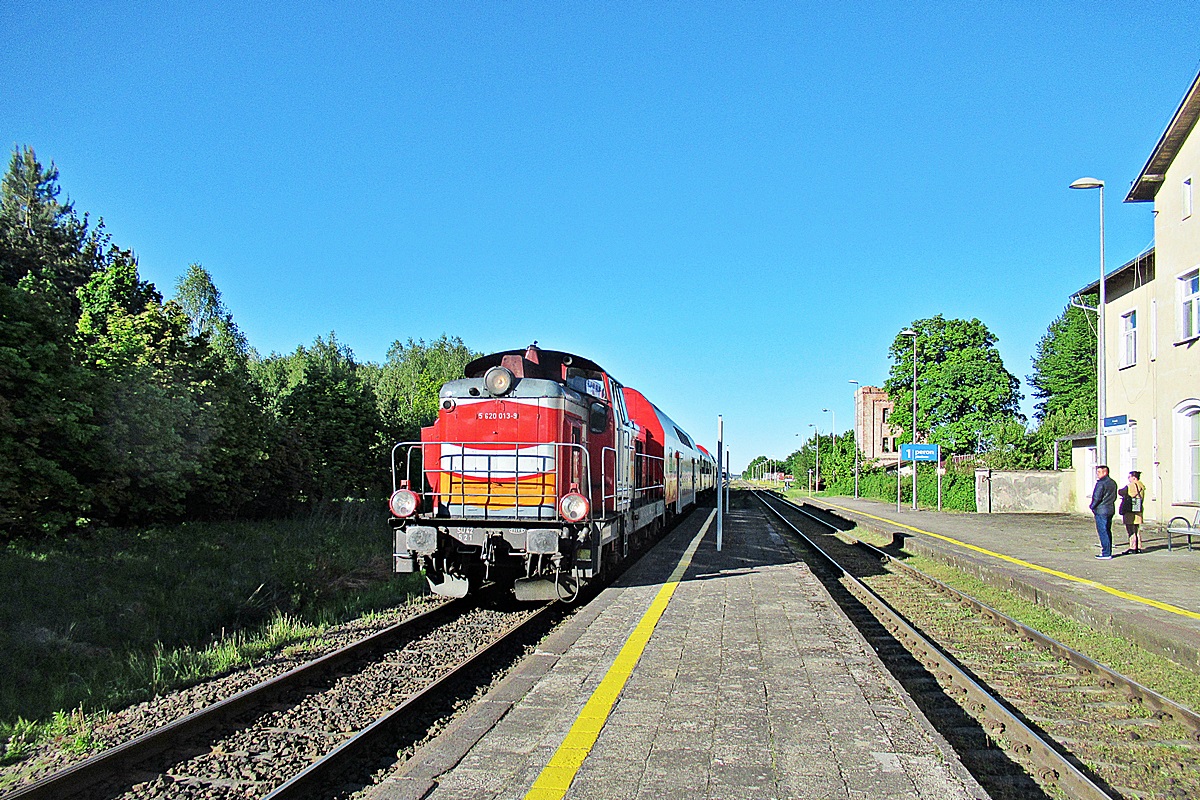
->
975, 468, 1076, 513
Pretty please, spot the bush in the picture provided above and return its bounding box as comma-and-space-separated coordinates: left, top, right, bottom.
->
822, 463, 975, 512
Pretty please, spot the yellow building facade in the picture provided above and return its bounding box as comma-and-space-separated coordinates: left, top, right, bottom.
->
1075, 70, 1200, 522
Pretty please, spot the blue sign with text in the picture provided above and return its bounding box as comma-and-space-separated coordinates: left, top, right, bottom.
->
1102, 415, 1131, 435
900, 443, 941, 462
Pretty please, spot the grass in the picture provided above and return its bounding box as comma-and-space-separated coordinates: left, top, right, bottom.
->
0, 501, 425, 765
843, 524, 1200, 713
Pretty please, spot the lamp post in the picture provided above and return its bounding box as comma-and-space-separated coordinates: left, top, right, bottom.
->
808, 423, 820, 491
822, 407, 835, 486
848, 380, 860, 498
900, 328, 918, 510
1070, 177, 1107, 464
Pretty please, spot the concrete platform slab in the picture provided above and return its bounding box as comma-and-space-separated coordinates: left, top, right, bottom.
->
368, 503, 987, 800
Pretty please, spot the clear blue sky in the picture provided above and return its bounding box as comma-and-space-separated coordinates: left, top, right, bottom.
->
3, 3, 1198, 471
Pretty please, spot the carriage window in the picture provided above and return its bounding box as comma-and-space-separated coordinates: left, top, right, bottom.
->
673, 427, 693, 448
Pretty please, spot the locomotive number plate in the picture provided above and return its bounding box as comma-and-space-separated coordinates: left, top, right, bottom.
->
477, 412, 519, 420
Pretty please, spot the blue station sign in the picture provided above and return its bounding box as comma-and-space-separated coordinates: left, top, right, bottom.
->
1102, 415, 1131, 435
900, 443, 941, 462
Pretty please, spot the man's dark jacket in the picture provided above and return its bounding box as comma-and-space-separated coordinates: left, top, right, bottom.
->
1090, 475, 1118, 515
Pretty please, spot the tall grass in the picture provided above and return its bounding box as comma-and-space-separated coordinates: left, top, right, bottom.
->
0, 500, 424, 763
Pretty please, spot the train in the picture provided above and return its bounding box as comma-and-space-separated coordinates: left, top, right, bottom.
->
389, 344, 716, 601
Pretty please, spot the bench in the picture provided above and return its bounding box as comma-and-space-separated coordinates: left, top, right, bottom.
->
1167, 507, 1200, 551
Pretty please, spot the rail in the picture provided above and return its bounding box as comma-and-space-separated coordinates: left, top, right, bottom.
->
752, 489, 1118, 800
1, 600, 468, 800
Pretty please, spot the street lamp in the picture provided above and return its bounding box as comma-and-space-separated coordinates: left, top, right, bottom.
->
808, 423, 820, 491
900, 329, 918, 510
822, 407, 835, 486
1070, 176, 1107, 464
848, 380, 860, 498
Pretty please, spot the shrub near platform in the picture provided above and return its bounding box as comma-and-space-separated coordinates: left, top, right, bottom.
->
798, 465, 976, 512
0, 502, 423, 752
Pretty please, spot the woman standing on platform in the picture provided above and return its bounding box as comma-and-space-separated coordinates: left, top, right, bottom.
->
1120, 471, 1145, 555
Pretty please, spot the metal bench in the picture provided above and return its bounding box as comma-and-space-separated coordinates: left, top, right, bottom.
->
1167, 506, 1200, 551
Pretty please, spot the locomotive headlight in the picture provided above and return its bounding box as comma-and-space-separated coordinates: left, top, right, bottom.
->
389, 488, 420, 518
484, 366, 515, 396
558, 492, 590, 523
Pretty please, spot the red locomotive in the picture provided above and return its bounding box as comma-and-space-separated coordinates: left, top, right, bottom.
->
389, 344, 716, 601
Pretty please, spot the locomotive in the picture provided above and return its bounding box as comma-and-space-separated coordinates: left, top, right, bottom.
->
389, 344, 715, 601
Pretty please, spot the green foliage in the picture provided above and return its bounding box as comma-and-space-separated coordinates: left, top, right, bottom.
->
173, 263, 249, 369
0, 146, 101, 296
808, 461, 977, 512
747, 431, 859, 490
0, 146, 489, 533
1028, 298, 1097, 424
253, 334, 383, 501
883, 315, 1023, 456
74, 257, 219, 524
0, 147, 105, 538
372, 335, 475, 444
0, 278, 96, 537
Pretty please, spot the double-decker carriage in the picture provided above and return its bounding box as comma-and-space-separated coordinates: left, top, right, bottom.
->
389, 344, 715, 601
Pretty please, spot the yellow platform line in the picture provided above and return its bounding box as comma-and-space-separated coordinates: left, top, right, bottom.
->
819, 500, 1200, 621
523, 510, 716, 800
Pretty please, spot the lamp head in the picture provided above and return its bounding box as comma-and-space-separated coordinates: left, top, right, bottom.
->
1070, 177, 1104, 190
900, 329, 917, 337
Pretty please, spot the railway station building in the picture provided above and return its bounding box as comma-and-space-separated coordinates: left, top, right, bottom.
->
1070, 68, 1200, 522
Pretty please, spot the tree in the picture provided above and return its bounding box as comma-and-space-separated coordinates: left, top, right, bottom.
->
0, 146, 102, 296
75, 255, 216, 524
254, 334, 382, 502
372, 336, 475, 446
1028, 298, 1097, 424
0, 277, 96, 537
883, 316, 1023, 456
0, 147, 103, 538
174, 263, 249, 369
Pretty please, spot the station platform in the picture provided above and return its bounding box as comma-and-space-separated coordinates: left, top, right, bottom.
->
805, 495, 1200, 672
369, 501, 986, 800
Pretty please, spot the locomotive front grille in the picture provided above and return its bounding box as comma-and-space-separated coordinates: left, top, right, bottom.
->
391, 440, 593, 522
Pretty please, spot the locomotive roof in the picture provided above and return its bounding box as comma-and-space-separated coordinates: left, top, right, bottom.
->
464, 348, 609, 379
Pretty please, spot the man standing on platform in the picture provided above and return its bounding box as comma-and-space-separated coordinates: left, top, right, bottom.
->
1090, 465, 1118, 560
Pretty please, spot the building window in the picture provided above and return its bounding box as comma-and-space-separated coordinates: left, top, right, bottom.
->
1120, 422, 1137, 475
881, 437, 891, 453
1185, 176, 1194, 220
1176, 402, 1200, 503
1120, 310, 1137, 367
1182, 269, 1200, 340
882, 407, 891, 423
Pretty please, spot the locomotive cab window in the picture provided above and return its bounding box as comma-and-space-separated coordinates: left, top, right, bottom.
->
611, 380, 630, 424
589, 402, 608, 434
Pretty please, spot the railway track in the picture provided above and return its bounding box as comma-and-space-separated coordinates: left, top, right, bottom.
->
753, 489, 1200, 800
3, 594, 558, 800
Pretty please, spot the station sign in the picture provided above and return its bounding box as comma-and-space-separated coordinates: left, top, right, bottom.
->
1102, 415, 1131, 436
900, 443, 940, 462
